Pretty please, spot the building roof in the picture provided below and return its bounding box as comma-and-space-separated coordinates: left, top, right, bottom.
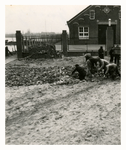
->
67, 5, 92, 24
67, 5, 121, 25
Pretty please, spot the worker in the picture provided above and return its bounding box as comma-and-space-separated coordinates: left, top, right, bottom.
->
98, 46, 104, 59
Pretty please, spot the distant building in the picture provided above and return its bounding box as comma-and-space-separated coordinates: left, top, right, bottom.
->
67, 5, 121, 45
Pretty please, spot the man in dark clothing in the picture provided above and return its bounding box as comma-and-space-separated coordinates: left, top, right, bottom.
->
109, 46, 114, 63
114, 45, 121, 66
98, 46, 104, 59
5, 46, 12, 57
72, 64, 86, 80
5, 46, 9, 57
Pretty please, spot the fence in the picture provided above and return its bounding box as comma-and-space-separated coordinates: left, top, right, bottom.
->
16, 31, 62, 59
16, 30, 120, 59
60, 30, 107, 57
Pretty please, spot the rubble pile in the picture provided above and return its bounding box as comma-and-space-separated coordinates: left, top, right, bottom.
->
5, 65, 80, 87
27, 44, 61, 58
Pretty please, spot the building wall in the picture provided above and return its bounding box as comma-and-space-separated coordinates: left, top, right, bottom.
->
68, 5, 121, 45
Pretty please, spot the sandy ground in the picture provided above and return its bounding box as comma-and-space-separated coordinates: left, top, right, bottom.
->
5, 56, 121, 145
5, 54, 17, 64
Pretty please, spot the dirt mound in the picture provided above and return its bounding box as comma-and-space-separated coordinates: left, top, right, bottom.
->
5, 65, 77, 86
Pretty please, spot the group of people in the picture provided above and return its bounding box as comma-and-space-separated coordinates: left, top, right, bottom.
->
72, 51, 121, 81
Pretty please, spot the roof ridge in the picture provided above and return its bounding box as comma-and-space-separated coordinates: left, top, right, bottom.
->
67, 5, 92, 24
67, 5, 121, 24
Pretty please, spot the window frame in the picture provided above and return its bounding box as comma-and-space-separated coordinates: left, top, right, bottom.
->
78, 26, 89, 40
89, 10, 95, 20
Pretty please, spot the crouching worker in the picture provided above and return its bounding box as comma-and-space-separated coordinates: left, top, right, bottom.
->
86, 57, 101, 76
97, 59, 109, 75
104, 63, 121, 79
84, 53, 92, 61
72, 64, 86, 80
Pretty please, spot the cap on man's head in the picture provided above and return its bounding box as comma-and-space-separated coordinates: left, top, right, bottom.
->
84, 53, 91, 59
75, 64, 79, 67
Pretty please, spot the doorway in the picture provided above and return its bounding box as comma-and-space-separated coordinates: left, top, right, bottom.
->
98, 25, 116, 44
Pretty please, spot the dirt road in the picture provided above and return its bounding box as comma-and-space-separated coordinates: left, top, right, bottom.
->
5, 79, 121, 145
5, 56, 121, 145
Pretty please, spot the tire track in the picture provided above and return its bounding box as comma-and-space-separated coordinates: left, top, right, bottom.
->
6, 82, 98, 127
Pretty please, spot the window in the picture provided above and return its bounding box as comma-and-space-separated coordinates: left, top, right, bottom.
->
78, 27, 89, 39
90, 10, 95, 20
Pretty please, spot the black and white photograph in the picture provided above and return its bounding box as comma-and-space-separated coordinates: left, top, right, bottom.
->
4, 1, 123, 147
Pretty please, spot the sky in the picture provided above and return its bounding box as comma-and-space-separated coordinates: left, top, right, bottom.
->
5, 5, 88, 34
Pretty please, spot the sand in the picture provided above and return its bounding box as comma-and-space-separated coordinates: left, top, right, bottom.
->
5, 56, 121, 145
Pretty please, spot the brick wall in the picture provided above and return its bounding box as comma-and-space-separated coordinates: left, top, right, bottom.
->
68, 5, 121, 45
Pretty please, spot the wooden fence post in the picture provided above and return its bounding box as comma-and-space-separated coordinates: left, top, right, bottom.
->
62, 30, 68, 56
22, 35, 24, 53
16, 30, 22, 59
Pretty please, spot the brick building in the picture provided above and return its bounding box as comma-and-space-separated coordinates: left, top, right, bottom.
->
67, 5, 121, 45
